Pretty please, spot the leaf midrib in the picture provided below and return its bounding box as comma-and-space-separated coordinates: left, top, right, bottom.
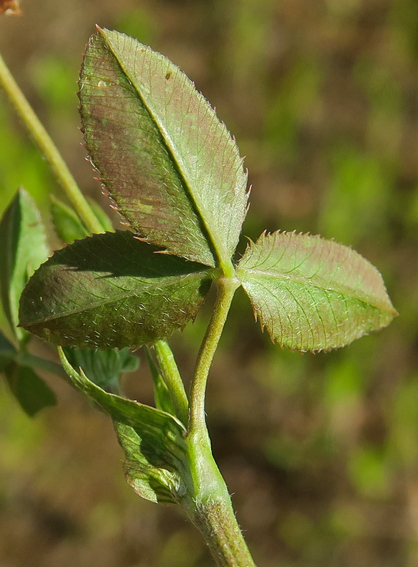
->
101, 30, 223, 268
238, 267, 393, 313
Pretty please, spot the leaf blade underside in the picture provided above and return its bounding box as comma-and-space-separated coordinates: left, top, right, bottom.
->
59, 348, 189, 504
19, 231, 213, 349
79, 28, 248, 268
237, 232, 397, 351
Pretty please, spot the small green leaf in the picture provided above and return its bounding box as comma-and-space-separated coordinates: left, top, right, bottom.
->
63, 345, 139, 393
51, 196, 90, 243
116, 421, 185, 504
0, 331, 16, 371
51, 197, 113, 244
237, 231, 397, 351
118, 348, 140, 373
20, 231, 213, 349
79, 28, 248, 269
0, 189, 49, 343
59, 347, 189, 504
87, 198, 114, 233
4, 362, 56, 416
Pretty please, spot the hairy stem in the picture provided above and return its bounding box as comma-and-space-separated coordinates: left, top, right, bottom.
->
182, 275, 256, 566
0, 53, 102, 234
182, 428, 257, 567
187, 496, 257, 567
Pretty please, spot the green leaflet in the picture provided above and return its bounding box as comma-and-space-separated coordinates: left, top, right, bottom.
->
51, 196, 114, 245
3, 362, 56, 417
51, 196, 90, 243
0, 331, 58, 416
63, 345, 139, 394
79, 28, 248, 270
0, 332, 56, 416
0, 189, 49, 344
59, 347, 189, 504
237, 232, 397, 351
19, 231, 213, 349
116, 421, 185, 505
0, 331, 15, 371
87, 197, 114, 233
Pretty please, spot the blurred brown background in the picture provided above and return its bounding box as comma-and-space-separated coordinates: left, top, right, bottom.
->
0, 1, 417, 566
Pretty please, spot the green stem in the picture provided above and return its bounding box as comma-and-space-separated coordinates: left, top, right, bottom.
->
188, 276, 240, 437
182, 275, 256, 566
185, 491, 257, 567
153, 339, 189, 426
183, 425, 257, 567
0, 53, 102, 234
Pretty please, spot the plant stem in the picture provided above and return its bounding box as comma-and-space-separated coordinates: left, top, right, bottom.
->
183, 275, 256, 566
188, 275, 240, 437
185, 490, 257, 567
0, 53, 102, 234
153, 339, 189, 426
183, 425, 257, 567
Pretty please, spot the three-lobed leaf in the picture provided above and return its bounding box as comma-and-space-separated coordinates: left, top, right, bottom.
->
79, 28, 248, 269
19, 230, 213, 349
17, 30, 397, 360
237, 232, 397, 351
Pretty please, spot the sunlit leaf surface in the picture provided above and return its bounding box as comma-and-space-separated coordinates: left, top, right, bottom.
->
79, 28, 248, 268
237, 232, 397, 351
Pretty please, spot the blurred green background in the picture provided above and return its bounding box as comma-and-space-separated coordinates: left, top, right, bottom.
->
0, 0, 416, 565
